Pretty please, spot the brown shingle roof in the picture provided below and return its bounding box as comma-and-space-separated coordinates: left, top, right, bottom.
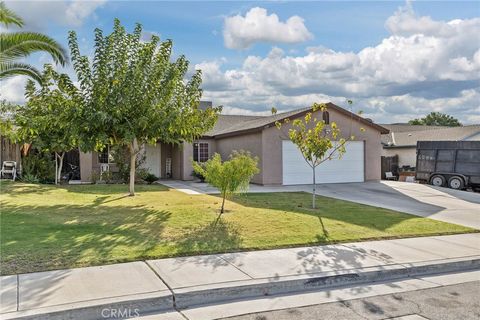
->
382, 125, 480, 147
205, 103, 389, 138
380, 124, 448, 133
203, 114, 263, 136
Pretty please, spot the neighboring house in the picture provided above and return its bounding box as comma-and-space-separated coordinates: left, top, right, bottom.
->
381, 124, 480, 168
79, 102, 389, 185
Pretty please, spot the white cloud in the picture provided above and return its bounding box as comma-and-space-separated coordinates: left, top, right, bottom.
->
199, 4, 480, 124
221, 106, 271, 116
4, 0, 106, 29
0, 77, 28, 104
385, 1, 449, 37
223, 7, 313, 49
64, 0, 106, 27
140, 31, 161, 42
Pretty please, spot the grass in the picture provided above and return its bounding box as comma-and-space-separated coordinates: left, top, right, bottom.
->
0, 181, 475, 275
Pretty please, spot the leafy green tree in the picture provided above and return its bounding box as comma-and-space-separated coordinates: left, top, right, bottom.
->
0, 99, 18, 136
276, 102, 360, 209
67, 19, 220, 195
110, 144, 146, 183
193, 151, 259, 215
8, 65, 78, 184
409, 112, 462, 127
0, 2, 68, 83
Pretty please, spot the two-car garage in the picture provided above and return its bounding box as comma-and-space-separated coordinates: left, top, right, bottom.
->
282, 140, 365, 185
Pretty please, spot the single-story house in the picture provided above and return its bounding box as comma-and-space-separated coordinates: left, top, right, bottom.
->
381, 124, 480, 168
79, 102, 389, 185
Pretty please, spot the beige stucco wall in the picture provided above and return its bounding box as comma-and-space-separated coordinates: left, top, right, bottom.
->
214, 132, 263, 184
181, 142, 192, 180
382, 147, 417, 167
261, 108, 383, 185
79, 151, 93, 182
80, 139, 210, 182
180, 139, 217, 181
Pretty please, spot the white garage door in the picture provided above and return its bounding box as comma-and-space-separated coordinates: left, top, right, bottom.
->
282, 140, 364, 185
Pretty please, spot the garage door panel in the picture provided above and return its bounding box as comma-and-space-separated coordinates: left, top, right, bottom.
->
282, 141, 364, 185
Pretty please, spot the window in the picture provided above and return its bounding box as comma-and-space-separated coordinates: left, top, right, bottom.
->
193, 142, 209, 162
98, 146, 114, 164
322, 111, 330, 124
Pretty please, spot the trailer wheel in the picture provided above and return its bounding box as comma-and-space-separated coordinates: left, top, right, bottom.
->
448, 176, 465, 190
430, 175, 446, 187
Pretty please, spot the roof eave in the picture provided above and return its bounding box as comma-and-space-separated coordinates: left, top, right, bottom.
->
213, 127, 265, 139
210, 102, 390, 138
383, 145, 416, 149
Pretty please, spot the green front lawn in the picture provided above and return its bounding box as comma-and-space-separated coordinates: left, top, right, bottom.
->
0, 181, 475, 275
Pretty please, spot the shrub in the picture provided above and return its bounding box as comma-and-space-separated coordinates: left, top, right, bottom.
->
21, 153, 55, 183
193, 150, 259, 214
90, 171, 100, 184
110, 145, 146, 183
100, 170, 113, 183
143, 173, 158, 184
136, 168, 150, 180
191, 163, 206, 182
21, 173, 40, 184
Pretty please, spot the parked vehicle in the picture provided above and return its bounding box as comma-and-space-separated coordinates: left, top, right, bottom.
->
415, 141, 480, 190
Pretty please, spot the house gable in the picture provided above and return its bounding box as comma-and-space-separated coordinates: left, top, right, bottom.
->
204, 102, 388, 139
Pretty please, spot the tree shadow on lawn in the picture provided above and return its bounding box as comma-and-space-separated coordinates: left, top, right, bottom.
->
175, 218, 242, 253
169, 218, 243, 270
0, 181, 171, 198
0, 201, 172, 275
225, 192, 441, 237
0, 198, 243, 276
62, 183, 171, 195
0, 180, 55, 197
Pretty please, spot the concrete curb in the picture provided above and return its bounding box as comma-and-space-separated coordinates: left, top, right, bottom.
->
173, 256, 480, 308
1, 291, 173, 320
4, 256, 479, 320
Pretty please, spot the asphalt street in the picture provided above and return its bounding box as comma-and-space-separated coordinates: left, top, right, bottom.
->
224, 281, 480, 320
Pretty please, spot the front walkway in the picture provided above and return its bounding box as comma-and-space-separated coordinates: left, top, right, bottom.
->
2, 233, 479, 319
162, 180, 480, 229
160, 180, 307, 194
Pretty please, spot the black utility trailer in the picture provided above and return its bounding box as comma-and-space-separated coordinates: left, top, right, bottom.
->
415, 141, 480, 190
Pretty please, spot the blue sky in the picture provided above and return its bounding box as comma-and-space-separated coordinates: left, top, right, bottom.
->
2, 1, 480, 123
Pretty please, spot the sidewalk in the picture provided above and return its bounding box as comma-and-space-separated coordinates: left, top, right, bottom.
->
1, 233, 479, 319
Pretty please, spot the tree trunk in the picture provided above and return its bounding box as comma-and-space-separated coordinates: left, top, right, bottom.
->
58, 152, 64, 183
129, 148, 136, 196
128, 138, 139, 196
55, 153, 58, 185
213, 192, 227, 228
312, 166, 316, 209
55, 152, 65, 185
220, 192, 226, 214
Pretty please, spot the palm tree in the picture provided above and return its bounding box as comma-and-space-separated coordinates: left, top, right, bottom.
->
0, 2, 68, 83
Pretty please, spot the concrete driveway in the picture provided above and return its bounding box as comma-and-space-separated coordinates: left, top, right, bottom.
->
161, 180, 480, 229
311, 181, 480, 229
